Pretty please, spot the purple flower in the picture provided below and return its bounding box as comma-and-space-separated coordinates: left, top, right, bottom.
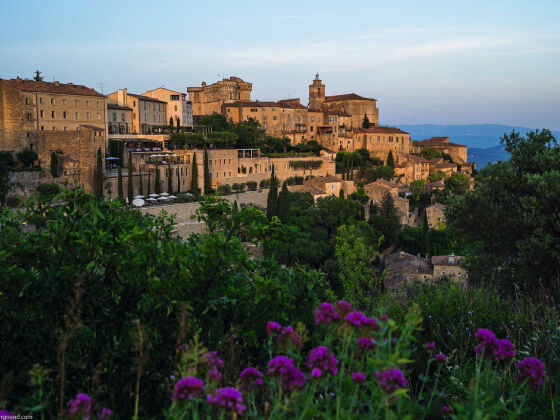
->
474, 329, 515, 361
314, 302, 340, 325
425, 341, 436, 351
0, 411, 14, 418
311, 368, 322, 378
239, 367, 264, 392
363, 317, 381, 331
68, 393, 92, 418
345, 311, 367, 327
351, 372, 366, 384
380, 314, 389, 321
172, 377, 205, 401
201, 351, 224, 370
435, 353, 447, 363
375, 367, 407, 394
206, 387, 246, 415
266, 321, 282, 335
277, 326, 303, 349
307, 346, 339, 376
335, 300, 353, 316
357, 337, 377, 350
495, 339, 515, 362
516, 357, 546, 389
208, 367, 222, 382
441, 405, 451, 415
97, 408, 113, 419
267, 356, 306, 391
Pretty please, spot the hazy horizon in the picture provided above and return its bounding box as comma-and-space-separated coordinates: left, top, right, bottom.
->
2, 0, 559, 130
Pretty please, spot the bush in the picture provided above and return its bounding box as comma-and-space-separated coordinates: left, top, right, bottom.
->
259, 179, 271, 189
36, 182, 61, 201
232, 182, 246, 193
16, 149, 38, 167
217, 184, 232, 195
246, 181, 257, 191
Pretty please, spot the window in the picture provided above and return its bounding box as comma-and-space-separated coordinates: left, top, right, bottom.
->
273, 116, 277, 120
272, 108, 276, 112
112, 112, 117, 121
86, 112, 90, 120
85, 100, 89, 107
62, 99, 67, 105
75, 112, 78, 119
25, 98, 29, 105
75, 100, 78, 106
40, 110, 44, 118
51, 111, 55, 118
174, 105, 177, 111
26, 113, 32, 121
170, 95, 180, 101
50, 98, 54, 105
223, 172, 226, 177
133, 101, 136, 107
121, 113, 125, 122
63, 111, 67, 119
263, 116, 268, 121
250, 108, 258, 112
96, 101, 99, 108
52, 127, 55, 131
39, 97, 43, 104
64, 126, 67, 131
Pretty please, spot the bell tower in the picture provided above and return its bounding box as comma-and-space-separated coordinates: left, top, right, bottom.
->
308, 73, 325, 110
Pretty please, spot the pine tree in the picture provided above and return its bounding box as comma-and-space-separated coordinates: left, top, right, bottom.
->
191, 153, 199, 197
117, 167, 123, 202
118, 142, 124, 166
339, 189, 345, 199
380, 191, 397, 220
277, 181, 290, 222
422, 211, 430, 257
139, 168, 143, 196
169, 116, 174, 127
176, 168, 181, 193
267, 165, 278, 219
95, 148, 103, 199
362, 114, 370, 129
369, 200, 376, 220
127, 153, 133, 204
387, 150, 395, 168
168, 162, 173, 193
233, 200, 238, 212
203, 148, 211, 194
50, 152, 59, 178
155, 167, 161, 194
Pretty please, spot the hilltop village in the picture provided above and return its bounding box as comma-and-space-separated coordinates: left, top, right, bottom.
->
0, 73, 475, 294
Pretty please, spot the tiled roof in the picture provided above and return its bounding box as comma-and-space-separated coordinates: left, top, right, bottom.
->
427, 203, 446, 210
431, 255, 463, 266
434, 162, 457, 169
314, 175, 342, 183
107, 103, 132, 110
354, 126, 409, 135
429, 158, 444, 164
126, 93, 167, 104
369, 178, 399, 189
297, 185, 326, 195
324, 93, 376, 102
414, 137, 466, 148
400, 153, 429, 164
277, 99, 307, 109
7, 78, 105, 97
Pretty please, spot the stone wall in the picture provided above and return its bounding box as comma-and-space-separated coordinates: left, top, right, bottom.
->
0, 80, 30, 152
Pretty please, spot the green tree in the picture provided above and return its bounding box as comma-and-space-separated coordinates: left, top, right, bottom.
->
127, 153, 133, 203
95, 148, 103, 199
176, 116, 180, 127
362, 114, 370, 129
410, 180, 425, 199
203, 148, 211, 195
176, 168, 181, 193
277, 181, 290, 222
117, 168, 123, 202
421, 147, 443, 160
380, 191, 397, 219
446, 129, 560, 297
267, 165, 279, 219
139, 168, 143, 196
36, 182, 61, 202
191, 153, 199, 197
375, 165, 394, 181
168, 162, 173, 193
386, 150, 395, 168
339, 188, 345, 199
428, 170, 445, 182
169, 116, 174, 127
422, 212, 430, 257
147, 171, 151, 195
155, 167, 161, 194
16, 149, 38, 167
0, 152, 15, 205
197, 112, 229, 131
447, 172, 470, 194
335, 224, 381, 309
50, 152, 59, 178
369, 200, 376, 220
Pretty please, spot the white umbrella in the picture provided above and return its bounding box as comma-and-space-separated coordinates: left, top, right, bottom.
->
146, 197, 157, 202
149, 154, 158, 158
134, 195, 145, 199
158, 196, 169, 200
168, 195, 178, 199
105, 156, 119, 160
149, 193, 159, 197
132, 198, 145, 207
160, 192, 170, 196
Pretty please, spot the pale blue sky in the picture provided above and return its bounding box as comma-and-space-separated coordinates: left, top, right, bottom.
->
2, 0, 559, 129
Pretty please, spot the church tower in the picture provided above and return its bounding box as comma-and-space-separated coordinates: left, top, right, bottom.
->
308, 73, 325, 110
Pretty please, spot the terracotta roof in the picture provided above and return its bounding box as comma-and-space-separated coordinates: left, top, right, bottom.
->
277, 99, 307, 109
107, 103, 132, 111
427, 203, 446, 210
400, 153, 428, 164
297, 185, 326, 195
370, 178, 399, 189
431, 255, 463, 266
428, 158, 444, 164
426, 179, 445, 188
434, 162, 457, 169
414, 138, 466, 148
126, 93, 167, 104
7, 78, 105, 97
354, 126, 409, 135
314, 175, 342, 183
79, 124, 104, 130
324, 93, 376, 102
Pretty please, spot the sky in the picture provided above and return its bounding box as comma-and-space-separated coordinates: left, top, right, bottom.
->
1, 0, 559, 130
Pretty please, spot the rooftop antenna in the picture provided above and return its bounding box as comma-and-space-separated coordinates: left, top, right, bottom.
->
33, 70, 44, 81
97, 82, 106, 94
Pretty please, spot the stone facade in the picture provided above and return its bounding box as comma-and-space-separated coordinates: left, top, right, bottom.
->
107, 89, 167, 134
412, 137, 468, 164
425, 203, 446, 229
394, 152, 430, 185
142, 87, 193, 127
188, 77, 252, 117
431, 254, 467, 283
304, 175, 343, 197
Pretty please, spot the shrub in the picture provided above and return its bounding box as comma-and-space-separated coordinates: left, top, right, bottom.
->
246, 181, 257, 191
16, 149, 38, 167
36, 182, 61, 201
259, 178, 271, 189
217, 184, 232, 195
232, 182, 245, 193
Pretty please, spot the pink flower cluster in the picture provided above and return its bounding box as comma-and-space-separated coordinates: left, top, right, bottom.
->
267, 356, 306, 391
68, 393, 92, 418
207, 387, 246, 415
375, 367, 408, 394
435, 353, 447, 363
474, 329, 515, 362
267, 322, 302, 349
335, 300, 353, 316
357, 337, 377, 350
239, 367, 264, 391
516, 357, 546, 389
201, 351, 224, 382
344, 312, 380, 330
172, 377, 205, 401
314, 302, 340, 325
352, 372, 366, 384
425, 341, 436, 351
98, 408, 113, 420
307, 346, 339, 377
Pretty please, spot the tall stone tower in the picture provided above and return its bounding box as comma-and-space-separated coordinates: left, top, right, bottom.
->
308, 73, 325, 110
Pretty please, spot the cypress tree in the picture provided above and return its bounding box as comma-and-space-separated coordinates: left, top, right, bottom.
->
277, 181, 290, 222
127, 153, 133, 204
191, 153, 199, 197
387, 150, 395, 168
119, 143, 124, 166
155, 167, 161, 194
369, 200, 375, 220
139, 168, 143, 196
362, 114, 370, 128
380, 191, 397, 220
95, 148, 103, 199
117, 167, 123, 202
422, 211, 430, 257
50, 152, 59, 178
203, 148, 211, 194
169, 116, 174, 127
176, 168, 181, 193
267, 165, 278, 219
233, 200, 238, 213
339, 189, 345, 199
147, 172, 151, 195
168, 162, 173, 193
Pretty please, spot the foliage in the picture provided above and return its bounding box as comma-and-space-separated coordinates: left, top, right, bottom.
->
232, 182, 245, 193
203, 149, 211, 194
217, 184, 232, 195
246, 181, 258, 191
447, 172, 470, 194
428, 170, 445, 182
277, 181, 289, 223
168, 133, 205, 149
386, 150, 394, 168
421, 147, 443, 160
155, 167, 162, 195
127, 153, 133, 203
375, 165, 394, 181
36, 182, 61, 202
197, 112, 229, 131
0, 152, 14, 205
409, 179, 425, 199
349, 187, 369, 204
16, 149, 38, 167
190, 154, 199, 196
50, 152, 59, 178
95, 148, 103, 199
266, 166, 278, 219
117, 168, 123, 202
446, 129, 560, 298
362, 113, 370, 128
206, 131, 239, 149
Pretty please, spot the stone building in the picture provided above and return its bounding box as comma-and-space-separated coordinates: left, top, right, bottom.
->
142, 87, 193, 127
393, 152, 430, 185
428, 158, 457, 177
303, 175, 343, 197
431, 254, 467, 283
412, 137, 468, 164
364, 178, 399, 204
187, 76, 252, 117
107, 103, 133, 135
107, 89, 167, 134
425, 203, 446, 229
0, 78, 106, 152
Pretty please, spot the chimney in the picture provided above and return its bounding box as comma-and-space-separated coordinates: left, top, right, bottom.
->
54, 81, 60, 86
448, 253, 456, 264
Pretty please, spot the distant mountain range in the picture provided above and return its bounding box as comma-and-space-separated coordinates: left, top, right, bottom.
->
389, 124, 560, 168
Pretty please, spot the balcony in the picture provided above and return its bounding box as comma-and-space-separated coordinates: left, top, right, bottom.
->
108, 122, 133, 135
